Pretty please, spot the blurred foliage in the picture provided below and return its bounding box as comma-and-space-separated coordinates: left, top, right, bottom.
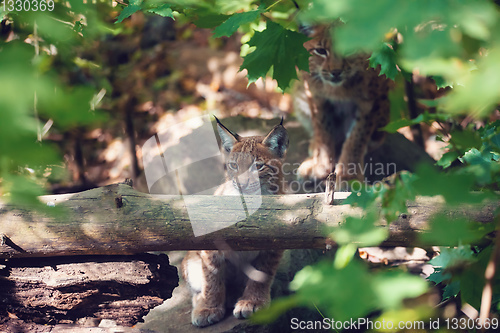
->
0, 0, 112, 207
112, 0, 498, 326
2, 0, 500, 328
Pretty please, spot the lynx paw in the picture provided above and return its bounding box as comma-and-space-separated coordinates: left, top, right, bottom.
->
233, 299, 267, 319
191, 306, 225, 327
297, 158, 331, 183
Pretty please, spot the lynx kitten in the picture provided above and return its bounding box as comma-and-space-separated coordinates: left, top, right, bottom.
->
181, 117, 289, 327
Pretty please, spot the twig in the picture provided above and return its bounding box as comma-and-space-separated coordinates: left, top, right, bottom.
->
324, 172, 336, 205
479, 215, 499, 330
0, 234, 26, 253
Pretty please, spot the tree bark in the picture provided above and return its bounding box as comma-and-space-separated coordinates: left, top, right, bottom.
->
0, 253, 178, 328
0, 183, 497, 258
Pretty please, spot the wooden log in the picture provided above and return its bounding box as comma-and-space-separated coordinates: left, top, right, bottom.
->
0, 183, 498, 258
0, 254, 178, 328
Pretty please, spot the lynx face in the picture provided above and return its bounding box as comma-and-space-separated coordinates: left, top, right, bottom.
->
216, 117, 289, 195
304, 25, 369, 93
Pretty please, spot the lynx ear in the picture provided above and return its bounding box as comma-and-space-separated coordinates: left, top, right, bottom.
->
214, 116, 240, 153
262, 119, 289, 158
299, 23, 318, 37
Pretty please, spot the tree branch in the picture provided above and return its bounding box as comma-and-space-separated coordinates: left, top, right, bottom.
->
0, 183, 497, 258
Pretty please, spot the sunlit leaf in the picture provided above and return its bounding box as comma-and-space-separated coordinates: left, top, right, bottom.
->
436, 150, 460, 169
147, 4, 174, 19
444, 47, 500, 116
369, 42, 398, 80
290, 260, 378, 321
343, 185, 379, 209
372, 270, 428, 310
413, 164, 490, 205
250, 295, 300, 324
420, 214, 494, 246
213, 7, 263, 38
240, 21, 310, 90
429, 246, 475, 268
331, 210, 388, 246
115, 4, 142, 24
380, 171, 417, 223
382, 111, 449, 133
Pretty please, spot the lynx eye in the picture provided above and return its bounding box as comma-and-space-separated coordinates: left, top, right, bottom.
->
228, 162, 239, 171
312, 48, 329, 57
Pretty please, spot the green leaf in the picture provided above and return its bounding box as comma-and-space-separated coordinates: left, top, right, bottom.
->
343, 185, 379, 209
444, 46, 500, 117
436, 150, 460, 169
331, 209, 388, 247
250, 295, 300, 324
2, 174, 46, 207
427, 268, 450, 285
382, 114, 425, 133
382, 111, 449, 133
429, 246, 475, 268
458, 248, 491, 309
333, 243, 358, 269
213, 8, 262, 38
184, 7, 230, 28
146, 4, 174, 19
450, 129, 482, 153
115, 4, 142, 24
372, 270, 428, 310
379, 171, 417, 223
432, 75, 452, 89
240, 21, 310, 90
428, 246, 474, 301
459, 148, 500, 185
369, 43, 398, 80
420, 214, 494, 247
442, 281, 461, 300
290, 260, 378, 321
412, 164, 489, 205
287, 259, 428, 322
402, 26, 462, 60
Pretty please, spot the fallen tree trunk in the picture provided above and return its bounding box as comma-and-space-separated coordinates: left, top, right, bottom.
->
0, 254, 178, 328
0, 183, 497, 258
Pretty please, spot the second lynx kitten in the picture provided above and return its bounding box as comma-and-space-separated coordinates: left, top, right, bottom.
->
182, 117, 289, 327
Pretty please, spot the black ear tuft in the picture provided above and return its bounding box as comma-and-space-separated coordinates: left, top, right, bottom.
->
262, 122, 289, 158
299, 24, 313, 37
214, 115, 240, 153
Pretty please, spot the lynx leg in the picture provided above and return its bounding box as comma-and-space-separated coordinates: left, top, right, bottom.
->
335, 101, 375, 191
233, 250, 283, 319
297, 143, 334, 183
182, 251, 226, 327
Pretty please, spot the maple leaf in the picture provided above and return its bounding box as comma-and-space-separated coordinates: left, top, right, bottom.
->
147, 4, 174, 19
115, 4, 141, 24
240, 21, 310, 90
213, 7, 263, 38
369, 43, 398, 80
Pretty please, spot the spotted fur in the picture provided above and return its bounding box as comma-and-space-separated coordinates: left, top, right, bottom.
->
296, 25, 392, 190
181, 118, 288, 327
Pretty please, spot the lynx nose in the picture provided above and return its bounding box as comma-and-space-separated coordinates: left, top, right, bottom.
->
330, 69, 343, 82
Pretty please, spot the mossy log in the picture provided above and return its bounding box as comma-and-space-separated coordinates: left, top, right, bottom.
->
0, 183, 497, 258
